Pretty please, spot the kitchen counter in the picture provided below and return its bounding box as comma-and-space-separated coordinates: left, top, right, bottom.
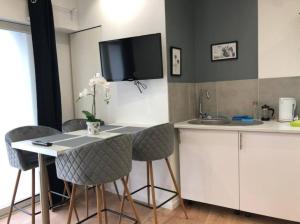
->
175, 120, 300, 134
176, 119, 300, 222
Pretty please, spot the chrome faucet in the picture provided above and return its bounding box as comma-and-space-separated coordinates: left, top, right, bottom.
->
199, 89, 210, 119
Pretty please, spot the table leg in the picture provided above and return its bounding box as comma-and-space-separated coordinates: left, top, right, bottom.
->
38, 154, 50, 224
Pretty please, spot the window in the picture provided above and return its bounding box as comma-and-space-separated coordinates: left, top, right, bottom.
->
0, 24, 38, 210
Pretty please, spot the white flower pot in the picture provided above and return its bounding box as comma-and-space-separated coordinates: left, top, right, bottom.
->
86, 121, 101, 135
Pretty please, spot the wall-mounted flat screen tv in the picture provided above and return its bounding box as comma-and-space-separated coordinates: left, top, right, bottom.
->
99, 33, 163, 81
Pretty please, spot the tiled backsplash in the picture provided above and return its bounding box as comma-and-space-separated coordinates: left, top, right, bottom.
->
198, 79, 259, 118
169, 76, 300, 122
168, 83, 197, 122
259, 77, 300, 119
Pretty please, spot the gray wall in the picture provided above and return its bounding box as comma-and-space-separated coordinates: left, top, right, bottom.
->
165, 0, 196, 83
195, 0, 258, 82
165, 0, 258, 83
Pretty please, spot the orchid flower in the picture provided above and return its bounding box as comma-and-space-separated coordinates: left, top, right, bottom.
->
76, 88, 93, 102
76, 73, 111, 118
89, 73, 108, 87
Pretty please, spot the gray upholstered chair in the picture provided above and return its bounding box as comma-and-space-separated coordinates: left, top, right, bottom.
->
55, 134, 140, 224
120, 123, 188, 224
62, 119, 87, 133
62, 119, 122, 218
4, 126, 78, 224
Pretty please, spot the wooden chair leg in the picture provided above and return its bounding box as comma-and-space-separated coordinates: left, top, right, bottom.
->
64, 181, 79, 222
45, 168, 53, 211
67, 184, 77, 224
96, 185, 103, 224
165, 158, 188, 219
113, 181, 121, 201
7, 170, 21, 224
149, 161, 158, 224
121, 177, 141, 224
85, 185, 89, 217
147, 162, 150, 206
118, 176, 129, 224
102, 184, 108, 224
32, 169, 35, 224
61, 185, 67, 204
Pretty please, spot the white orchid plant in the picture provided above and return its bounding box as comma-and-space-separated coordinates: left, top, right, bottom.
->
76, 73, 111, 122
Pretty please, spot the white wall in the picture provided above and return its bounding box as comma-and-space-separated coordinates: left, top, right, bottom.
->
72, 0, 175, 208
52, 0, 79, 32
259, 0, 300, 79
0, 0, 28, 24
0, 0, 79, 32
56, 32, 75, 122
73, 0, 169, 124
70, 27, 105, 120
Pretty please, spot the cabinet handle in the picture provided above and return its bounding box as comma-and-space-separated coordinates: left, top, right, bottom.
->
239, 133, 243, 150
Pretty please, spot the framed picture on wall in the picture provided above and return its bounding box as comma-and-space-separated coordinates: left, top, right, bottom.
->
211, 41, 238, 61
170, 47, 182, 76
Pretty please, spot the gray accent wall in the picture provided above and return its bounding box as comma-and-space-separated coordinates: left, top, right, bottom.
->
195, 0, 258, 82
165, 0, 258, 83
165, 0, 196, 83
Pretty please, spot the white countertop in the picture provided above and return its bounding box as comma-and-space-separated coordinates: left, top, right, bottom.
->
175, 120, 300, 134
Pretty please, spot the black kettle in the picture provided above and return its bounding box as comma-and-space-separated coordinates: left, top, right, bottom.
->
261, 104, 275, 121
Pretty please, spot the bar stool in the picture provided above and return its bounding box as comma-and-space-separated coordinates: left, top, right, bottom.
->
5, 126, 78, 224
62, 119, 105, 133
61, 119, 87, 133
120, 123, 188, 224
55, 134, 141, 224
62, 119, 122, 215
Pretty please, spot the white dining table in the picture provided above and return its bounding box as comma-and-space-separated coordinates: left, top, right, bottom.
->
11, 124, 153, 224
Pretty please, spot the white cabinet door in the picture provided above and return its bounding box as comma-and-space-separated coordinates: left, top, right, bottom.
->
179, 129, 239, 209
240, 132, 300, 222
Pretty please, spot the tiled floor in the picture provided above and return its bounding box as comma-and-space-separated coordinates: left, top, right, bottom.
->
0, 189, 297, 224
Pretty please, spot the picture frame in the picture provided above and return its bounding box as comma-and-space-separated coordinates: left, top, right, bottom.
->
170, 47, 182, 76
211, 41, 238, 62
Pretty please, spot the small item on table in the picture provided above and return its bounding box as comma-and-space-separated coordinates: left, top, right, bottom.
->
76, 73, 111, 135
32, 140, 53, 147
290, 120, 300, 127
232, 115, 253, 121
261, 105, 275, 121
241, 118, 254, 124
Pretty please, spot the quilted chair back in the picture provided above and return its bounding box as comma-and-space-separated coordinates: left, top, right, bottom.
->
5, 126, 60, 171
132, 123, 175, 161
55, 134, 132, 186
62, 119, 87, 133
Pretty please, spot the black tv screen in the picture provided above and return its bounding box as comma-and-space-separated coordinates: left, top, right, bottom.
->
99, 33, 163, 81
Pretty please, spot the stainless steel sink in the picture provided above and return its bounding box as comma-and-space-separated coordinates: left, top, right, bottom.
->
188, 119, 264, 126
188, 118, 230, 125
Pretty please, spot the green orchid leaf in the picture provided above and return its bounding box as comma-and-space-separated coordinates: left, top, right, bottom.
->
82, 110, 103, 123
82, 110, 96, 122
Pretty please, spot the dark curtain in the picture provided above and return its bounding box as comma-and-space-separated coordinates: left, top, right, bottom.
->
27, 0, 64, 205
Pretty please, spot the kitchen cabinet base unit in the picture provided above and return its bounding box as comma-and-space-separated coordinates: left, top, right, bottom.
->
240, 132, 300, 222
179, 129, 239, 210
